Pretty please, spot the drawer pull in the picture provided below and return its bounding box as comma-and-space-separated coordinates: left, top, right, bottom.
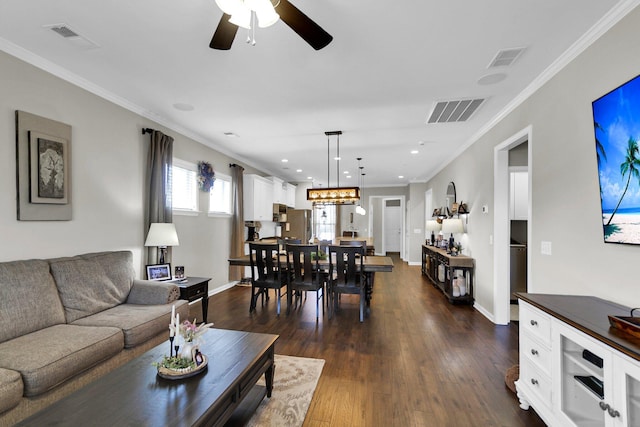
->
530, 378, 538, 386
530, 349, 539, 356
599, 401, 609, 411
530, 319, 538, 326
608, 407, 620, 418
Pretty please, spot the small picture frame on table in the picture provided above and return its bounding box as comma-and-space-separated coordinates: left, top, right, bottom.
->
175, 266, 185, 279
146, 264, 172, 281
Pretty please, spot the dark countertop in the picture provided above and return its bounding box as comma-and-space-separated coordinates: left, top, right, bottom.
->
516, 293, 640, 361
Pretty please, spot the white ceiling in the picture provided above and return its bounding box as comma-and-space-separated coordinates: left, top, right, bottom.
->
0, 0, 631, 187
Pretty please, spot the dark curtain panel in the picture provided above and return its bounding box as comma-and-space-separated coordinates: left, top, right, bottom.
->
144, 130, 174, 264
229, 164, 245, 281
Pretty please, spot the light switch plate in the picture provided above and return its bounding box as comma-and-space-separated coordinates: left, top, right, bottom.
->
541, 241, 552, 255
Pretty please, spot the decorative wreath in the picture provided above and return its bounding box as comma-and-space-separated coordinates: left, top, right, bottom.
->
197, 161, 215, 192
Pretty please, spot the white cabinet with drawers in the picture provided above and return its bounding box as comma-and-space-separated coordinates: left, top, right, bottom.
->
516, 294, 640, 427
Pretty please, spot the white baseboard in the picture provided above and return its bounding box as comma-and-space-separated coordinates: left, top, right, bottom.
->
208, 281, 238, 296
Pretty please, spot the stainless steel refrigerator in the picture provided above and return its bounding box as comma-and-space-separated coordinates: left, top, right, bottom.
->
282, 209, 312, 243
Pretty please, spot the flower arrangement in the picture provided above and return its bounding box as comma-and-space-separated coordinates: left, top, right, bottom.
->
179, 319, 213, 343
197, 161, 215, 192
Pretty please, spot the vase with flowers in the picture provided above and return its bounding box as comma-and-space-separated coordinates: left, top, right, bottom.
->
178, 319, 213, 361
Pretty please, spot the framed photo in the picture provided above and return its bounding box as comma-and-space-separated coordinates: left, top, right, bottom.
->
146, 263, 172, 281
175, 266, 185, 279
29, 131, 69, 204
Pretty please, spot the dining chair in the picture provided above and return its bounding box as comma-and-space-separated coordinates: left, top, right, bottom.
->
249, 242, 286, 315
285, 243, 325, 318
328, 244, 365, 322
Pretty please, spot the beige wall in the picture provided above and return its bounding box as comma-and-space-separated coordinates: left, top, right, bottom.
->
0, 51, 262, 291
423, 6, 640, 314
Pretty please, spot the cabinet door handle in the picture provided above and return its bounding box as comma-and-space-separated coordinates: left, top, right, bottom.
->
530, 319, 538, 326
530, 378, 538, 386
530, 349, 539, 356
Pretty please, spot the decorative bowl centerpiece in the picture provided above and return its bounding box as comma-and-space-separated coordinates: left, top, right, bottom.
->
155, 354, 208, 380
154, 305, 213, 380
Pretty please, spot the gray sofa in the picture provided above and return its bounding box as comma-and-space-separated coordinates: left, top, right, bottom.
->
0, 251, 190, 425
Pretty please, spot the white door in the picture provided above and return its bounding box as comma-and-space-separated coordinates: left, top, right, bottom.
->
384, 201, 402, 253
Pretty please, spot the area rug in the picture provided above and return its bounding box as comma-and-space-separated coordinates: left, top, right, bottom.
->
246, 354, 325, 427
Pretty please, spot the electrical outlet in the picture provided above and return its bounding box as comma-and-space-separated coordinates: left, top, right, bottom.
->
482, 205, 489, 213
541, 241, 552, 255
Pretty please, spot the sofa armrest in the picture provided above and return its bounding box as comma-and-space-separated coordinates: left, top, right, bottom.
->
127, 279, 180, 305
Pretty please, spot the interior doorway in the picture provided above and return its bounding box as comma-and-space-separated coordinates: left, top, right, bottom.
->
383, 199, 402, 253
493, 126, 532, 325
369, 195, 406, 259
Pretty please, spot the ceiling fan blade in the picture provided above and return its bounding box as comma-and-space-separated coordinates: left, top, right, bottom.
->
210, 13, 238, 50
275, 0, 333, 50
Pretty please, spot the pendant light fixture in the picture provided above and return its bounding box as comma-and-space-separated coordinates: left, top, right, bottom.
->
356, 158, 366, 215
307, 131, 360, 205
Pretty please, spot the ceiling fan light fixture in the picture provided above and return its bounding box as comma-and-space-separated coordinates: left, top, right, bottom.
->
256, 7, 280, 28
229, 4, 252, 29
215, 0, 242, 15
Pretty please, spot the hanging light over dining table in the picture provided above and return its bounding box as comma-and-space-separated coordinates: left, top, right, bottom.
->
307, 131, 360, 205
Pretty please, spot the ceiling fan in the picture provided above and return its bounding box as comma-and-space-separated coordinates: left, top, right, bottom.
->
210, 0, 333, 51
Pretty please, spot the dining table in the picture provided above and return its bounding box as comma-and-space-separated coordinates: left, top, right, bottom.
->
228, 253, 394, 313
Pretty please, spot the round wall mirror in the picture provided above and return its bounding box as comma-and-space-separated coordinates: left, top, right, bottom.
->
446, 182, 456, 213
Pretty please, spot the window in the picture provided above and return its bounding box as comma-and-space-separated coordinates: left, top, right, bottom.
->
313, 205, 336, 240
209, 172, 232, 215
172, 159, 198, 213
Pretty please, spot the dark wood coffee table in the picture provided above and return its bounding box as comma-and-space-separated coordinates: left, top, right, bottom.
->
17, 329, 278, 427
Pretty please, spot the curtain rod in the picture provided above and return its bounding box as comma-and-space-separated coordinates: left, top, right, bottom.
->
142, 128, 155, 135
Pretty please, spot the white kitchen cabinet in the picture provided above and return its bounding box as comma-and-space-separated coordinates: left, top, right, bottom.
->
244, 174, 273, 221
510, 170, 528, 220
270, 176, 285, 204
286, 183, 296, 208
516, 295, 640, 427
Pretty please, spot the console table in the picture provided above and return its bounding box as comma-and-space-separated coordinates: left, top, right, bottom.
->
421, 245, 474, 304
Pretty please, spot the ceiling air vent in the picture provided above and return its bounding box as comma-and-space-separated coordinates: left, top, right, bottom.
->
44, 23, 100, 49
49, 25, 79, 38
488, 47, 526, 68
427, 99, 485, 124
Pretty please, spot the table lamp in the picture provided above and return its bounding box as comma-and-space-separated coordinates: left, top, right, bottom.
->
426, 220, 442, 246
145, 223, 179, 264
441, 218, 464, 251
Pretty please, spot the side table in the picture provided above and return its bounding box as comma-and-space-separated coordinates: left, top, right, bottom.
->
177, 277, 211, 322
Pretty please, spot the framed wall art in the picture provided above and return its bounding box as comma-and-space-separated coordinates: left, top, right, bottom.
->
16, 110, 72, 220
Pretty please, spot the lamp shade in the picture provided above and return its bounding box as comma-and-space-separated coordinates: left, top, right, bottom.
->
144, 223, 180, 247
426, 220, 442, 232
441, 218, 464, 235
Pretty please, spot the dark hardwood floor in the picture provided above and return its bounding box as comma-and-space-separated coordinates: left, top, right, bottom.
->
194, 254, 545, 426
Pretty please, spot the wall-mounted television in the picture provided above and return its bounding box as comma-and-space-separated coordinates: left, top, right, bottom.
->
593, 74, 640, 244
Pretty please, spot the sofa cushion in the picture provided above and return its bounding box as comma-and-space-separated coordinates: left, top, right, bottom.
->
0, 324, 123, 397
0, 259, 66, 343
49, 256, 131, 323
80, 251, 135, 294
71, 300, 189, 348
0, 368, 23, 414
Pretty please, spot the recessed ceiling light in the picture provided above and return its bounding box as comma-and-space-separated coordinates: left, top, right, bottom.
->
223, 132, 239, 137
281, 159, 288, 163
296, 169, 302, 173
173, 103, 194, 111
307, 176, 313, 180
334, 156, 341, 161
411, 150, 419, 154
343, 170, 349, 174
398, 175, 404, 179
346, 175, 352, 179
477, 73, 507, 86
